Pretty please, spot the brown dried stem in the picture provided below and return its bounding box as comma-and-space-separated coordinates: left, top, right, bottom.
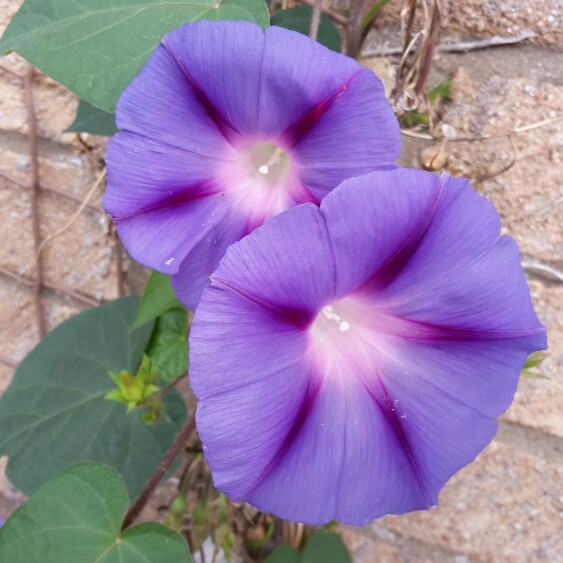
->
346, 0, 367, 58
122, 412, 197, 530
0, 168, 103, 212
309, 0, 322, 40
297, 0, 348, 25
0, 265, 101, 307
23, 65, 45, 338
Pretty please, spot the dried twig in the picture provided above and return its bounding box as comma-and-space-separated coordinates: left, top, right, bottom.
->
538, 195, 563, 217
296, 0, 348, 25
122, 412, 197, 530
400, 115, 562, 142
0, 265, 101, 307
23, 65, 45, 338
474, 137, 517, 182
346, 0, 367, 58
159, 372, 190, 398
0, 356, 18, 368
522, 260, 563, 283
363, 31, 538, 57
438, 30, 537, 52
0, 168, 103, 212
34, 169, 106, 264
309, 0, 322, 40
114, 237, 125, 297
0, 61, 24, 78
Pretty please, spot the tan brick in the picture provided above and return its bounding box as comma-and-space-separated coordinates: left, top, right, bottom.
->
0, 278, 37, 362
42, 292, 86, 335
0, 173, 35, 275
0, 74, 26, 132
375, 441, 563, 562
0, 455, 27, 522
0, 145, 117, 302
365, 0, 562, 47
0, 364, 13, 396
38, 192, 114, 302
440, 73, 563, 264
503, 281, 563, 438
340, 528, 404, 563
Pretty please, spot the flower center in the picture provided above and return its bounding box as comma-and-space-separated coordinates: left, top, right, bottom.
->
218, 141, 311, 230
247, 143, 291, 185
309, 295, 401, 380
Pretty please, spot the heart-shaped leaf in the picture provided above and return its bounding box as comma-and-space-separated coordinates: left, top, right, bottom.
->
135, 271, 183, 328
0, 296, 187, 499
66, 99, 118, 136
265, 531, 351, 563
0, 0, 270, 112
0, 463, 192, 562
271, 6, 341, 52
146, 307, 189, 382
266, 546, 301, 563
302, 530, 352, 563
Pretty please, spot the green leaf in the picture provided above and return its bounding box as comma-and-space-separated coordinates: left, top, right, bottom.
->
146, 307, 189, 382
0, 296, 187, 499
265, 531, 351, 563
66, 99, 118, 136
521, 351, 549, 379
266, 546, 301, 563
0, 463, 192, 562
135, 270, 183, 328
401, 109, 429, 128
302, 531, 352, 563
0, 0, 270, 112
429, 79, 453, 103
361, 0, 392, 32
271, 6, 341, 52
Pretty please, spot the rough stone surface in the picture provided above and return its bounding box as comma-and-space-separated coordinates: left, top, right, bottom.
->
506, 282, 563, 437
376, 441, 563, 562
368, 0, 562, 46
439, 71, 562, 263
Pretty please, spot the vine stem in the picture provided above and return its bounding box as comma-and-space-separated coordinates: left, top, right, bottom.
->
309, 0, 322, 40
159, 372, 189, 398
122, 411, 197, 530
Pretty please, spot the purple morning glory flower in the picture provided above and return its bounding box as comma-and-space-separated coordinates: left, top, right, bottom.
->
190, 169, 546, 525
102, 20, 400, 310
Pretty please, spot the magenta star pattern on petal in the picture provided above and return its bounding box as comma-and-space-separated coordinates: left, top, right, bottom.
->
102, 20, 400, 310
189, 169, 546, 525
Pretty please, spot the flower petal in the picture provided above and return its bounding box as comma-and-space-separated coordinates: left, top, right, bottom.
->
356, 173, 544, 335
162, 20, 265, 138
190, 274, 312, 497
246, 372, 430, 524
373, 335, 543, 500
290, 71, 400, 200
170, 215, 247, 310
321, 169, 440, 296
102, 34, 236, 274
191, 169, 546, 524
258, 26, 364, 137
205, 203, 336, 323
105, 21, 401, 305
106, 135, 234, 274
112, 38, 232, 155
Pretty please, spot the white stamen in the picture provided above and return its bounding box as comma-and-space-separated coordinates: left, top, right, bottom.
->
321, 306, 351, 331
258, 165, 269, 175
267, 147, 284, 166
